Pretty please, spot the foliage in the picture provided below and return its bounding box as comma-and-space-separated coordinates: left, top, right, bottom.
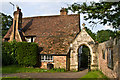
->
67, 2, 120, 29
84, 27, 116, 43
2, 65, 66, 74
115, 30, 120, 38
2, 41, 17, 66
2, 41, 38, 67
84, 27, 96, 41
96, 30, 115, 43
50, 68, 66, 72
79, 70, 108, 80
15, 42, 38, 67
0, 13, 13, 38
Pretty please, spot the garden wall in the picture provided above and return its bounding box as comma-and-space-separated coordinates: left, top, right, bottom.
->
98, 38, 119, 79
118, 39, 120, 80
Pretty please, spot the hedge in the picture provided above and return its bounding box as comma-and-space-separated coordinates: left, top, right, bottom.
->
15, 42, 38, 67
2, 41, 39, 67
2, 42, 16, 65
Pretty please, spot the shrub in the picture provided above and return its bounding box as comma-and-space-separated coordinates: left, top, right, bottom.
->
2, 41, 39, 67
2, 42, 16, 65
15, 42, 38, 67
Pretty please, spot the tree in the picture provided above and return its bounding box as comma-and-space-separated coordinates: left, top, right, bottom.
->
67, 2, 120, 29
0, 13, 13, 38
84, 27, 96, 41
96, 30, 115, 43
84, 27, 116, 43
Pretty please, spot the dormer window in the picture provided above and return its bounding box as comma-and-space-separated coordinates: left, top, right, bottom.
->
25, 36, 36, 42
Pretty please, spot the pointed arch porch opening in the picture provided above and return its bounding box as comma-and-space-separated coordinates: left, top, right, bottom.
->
78, 44, 91, 71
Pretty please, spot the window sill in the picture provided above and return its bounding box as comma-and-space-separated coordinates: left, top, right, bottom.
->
107, 65, 113, 70
41, 60, 53, 62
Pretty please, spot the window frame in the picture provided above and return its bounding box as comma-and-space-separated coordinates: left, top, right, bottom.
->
40, 55, 53, 62
102, 49, 105, 60
107, 48, 113, 69
25, 36, 36, 42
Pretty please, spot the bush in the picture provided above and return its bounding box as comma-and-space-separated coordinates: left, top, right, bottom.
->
2, 41, 39, 67
2, 42, 16, 65
15, 42, 38, 67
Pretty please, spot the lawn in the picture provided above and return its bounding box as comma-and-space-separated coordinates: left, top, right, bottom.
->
2, 65, 109, 80
2, 65, 66, 74
1, 78, 32, 80
78, 70, 109, 80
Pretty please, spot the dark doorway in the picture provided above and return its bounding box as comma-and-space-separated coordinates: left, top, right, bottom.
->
78, 45, 91, 71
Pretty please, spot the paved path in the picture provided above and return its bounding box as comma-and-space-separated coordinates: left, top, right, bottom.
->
2, 69, 88, 80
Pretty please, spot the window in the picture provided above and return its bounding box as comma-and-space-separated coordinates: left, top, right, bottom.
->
41, 55, 44, 60
26, 37, 32, 42
25, 36, 36, 42
107, 48, 113, 69
40, 55, 53, 62
102, 50, 105, 59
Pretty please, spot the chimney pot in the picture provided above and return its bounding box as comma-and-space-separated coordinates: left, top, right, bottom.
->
19, 9, 21, 12
17, 7, 19, 11
60, 8, 68, 15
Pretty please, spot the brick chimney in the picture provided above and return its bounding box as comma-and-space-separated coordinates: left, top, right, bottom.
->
9, 6, 23, 42
14, 6, 22, 30
60, 8, 68, 15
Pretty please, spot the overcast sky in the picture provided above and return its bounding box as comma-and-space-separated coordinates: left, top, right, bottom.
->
0, 0, 115, 33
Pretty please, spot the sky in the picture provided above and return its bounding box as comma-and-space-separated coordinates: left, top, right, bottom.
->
0, 0, 115, 33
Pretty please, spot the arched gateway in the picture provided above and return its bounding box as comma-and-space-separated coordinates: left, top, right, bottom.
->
69, 28, 98, 71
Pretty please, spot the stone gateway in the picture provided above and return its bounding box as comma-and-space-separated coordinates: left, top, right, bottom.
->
69, 27, 98, 71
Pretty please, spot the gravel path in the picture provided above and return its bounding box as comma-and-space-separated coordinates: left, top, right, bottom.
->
2, 69, 88, 80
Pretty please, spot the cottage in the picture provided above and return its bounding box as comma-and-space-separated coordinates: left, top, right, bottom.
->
3, 7, 80, 70
3, 7, 120, 79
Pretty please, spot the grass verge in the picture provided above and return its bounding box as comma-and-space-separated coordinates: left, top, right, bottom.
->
2, 65, 66, 74
78, 70, 109, 80
1, 78, 30, 80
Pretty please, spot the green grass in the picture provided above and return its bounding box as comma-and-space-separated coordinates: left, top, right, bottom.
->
1, 78, 30, 80
1, 78, 43, 80
2, 65, 66, 74
78, 70, 109, 80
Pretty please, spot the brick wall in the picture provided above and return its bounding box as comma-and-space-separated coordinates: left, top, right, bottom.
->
53, 56, 66, 69
118, 39, 120, 80
98, 39, 119, 78
40, 56, 66, 69
40, 62, 48, 69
